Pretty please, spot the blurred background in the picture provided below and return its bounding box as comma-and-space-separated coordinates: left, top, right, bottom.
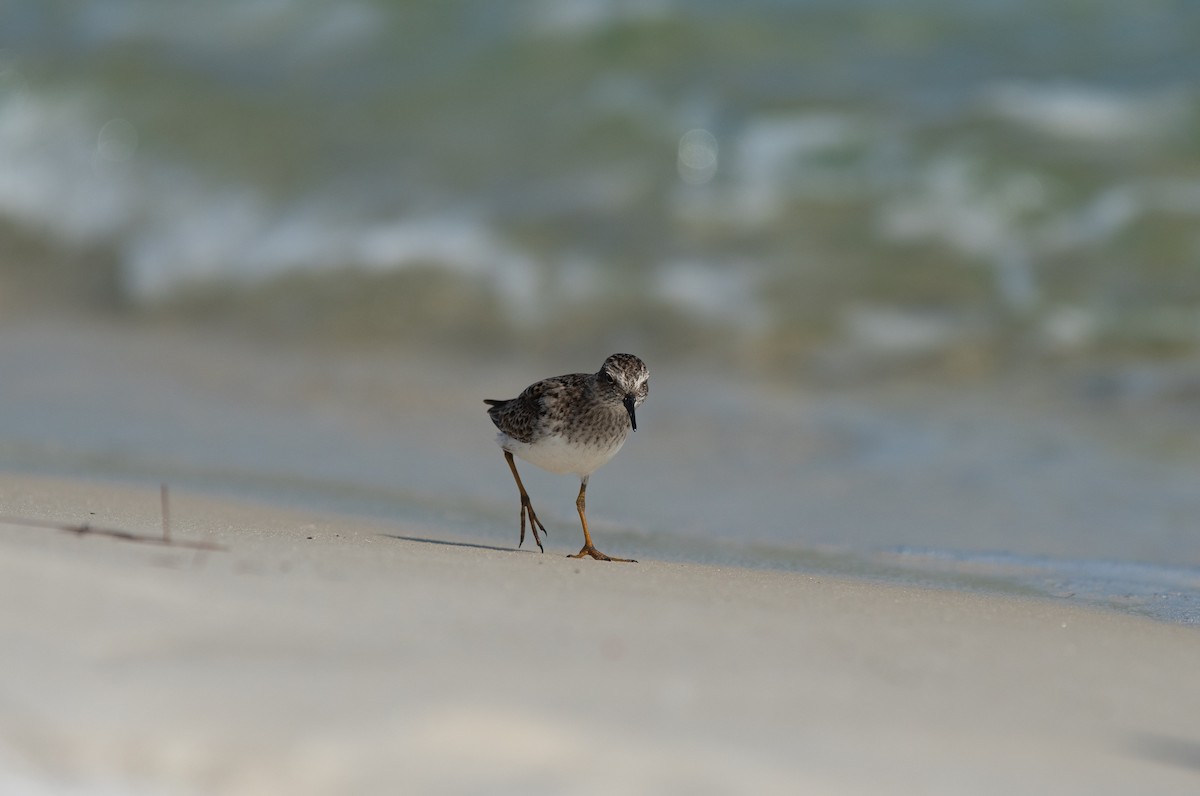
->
4, 0, 1200, 368
1, 0, 1199, 620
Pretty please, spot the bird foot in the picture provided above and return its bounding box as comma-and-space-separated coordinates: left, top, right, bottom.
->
569, 544, 636, 563
518, 496, 547, 553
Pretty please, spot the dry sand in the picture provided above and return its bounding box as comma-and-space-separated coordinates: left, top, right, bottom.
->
1, 473, 1198, 795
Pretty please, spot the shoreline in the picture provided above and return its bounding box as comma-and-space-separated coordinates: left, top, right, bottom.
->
3, 314, 1200, 628
4, 454, 1198, 627
2, 473, 1198, 794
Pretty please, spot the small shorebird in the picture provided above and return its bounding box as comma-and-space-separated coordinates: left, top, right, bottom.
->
485, 353, 649, 562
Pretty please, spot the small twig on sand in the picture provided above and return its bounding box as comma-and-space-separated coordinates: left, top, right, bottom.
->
161, 482, 171, 543
0, 488, 225, 552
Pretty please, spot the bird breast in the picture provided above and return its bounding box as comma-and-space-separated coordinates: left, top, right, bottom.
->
498, 431, 629, 477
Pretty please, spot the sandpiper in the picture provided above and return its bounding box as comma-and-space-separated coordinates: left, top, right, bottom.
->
485, 353, 649, 562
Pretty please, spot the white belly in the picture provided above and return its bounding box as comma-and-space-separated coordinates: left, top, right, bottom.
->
498, 432, 627, 477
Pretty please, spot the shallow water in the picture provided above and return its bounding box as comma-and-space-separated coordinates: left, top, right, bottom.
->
2, 318, 1197, 624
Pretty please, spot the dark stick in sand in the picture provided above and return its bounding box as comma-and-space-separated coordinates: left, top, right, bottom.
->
0, 486, 224, 552
161, 482, 171, 543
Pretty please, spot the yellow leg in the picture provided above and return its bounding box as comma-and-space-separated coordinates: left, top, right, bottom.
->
568, 477, 636, 563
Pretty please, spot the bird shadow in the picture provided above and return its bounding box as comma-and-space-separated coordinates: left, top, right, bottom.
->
381, 534, 523, 554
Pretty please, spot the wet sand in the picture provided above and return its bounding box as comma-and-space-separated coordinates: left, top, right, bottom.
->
1, 474, 1198, 795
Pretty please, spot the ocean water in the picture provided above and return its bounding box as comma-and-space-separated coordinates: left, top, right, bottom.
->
1, 2, 1200, 623
2, 1, 1200, 359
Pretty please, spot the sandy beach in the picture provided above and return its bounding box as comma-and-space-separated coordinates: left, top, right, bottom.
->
2, 473, 1198, 795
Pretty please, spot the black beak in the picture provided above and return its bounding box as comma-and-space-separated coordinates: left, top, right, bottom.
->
623, 394, 638, 431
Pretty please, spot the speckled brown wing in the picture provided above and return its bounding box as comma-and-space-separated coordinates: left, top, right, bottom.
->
484, 373, 588, 444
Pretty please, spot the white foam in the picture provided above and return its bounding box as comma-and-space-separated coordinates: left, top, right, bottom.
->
984, 81, 1191, 143
735, 113, 864, 183
735, 112, 872, 200
1038, 186, 1141, 252
653, 259, 764, 328
0, 90, 545, 317
124, 200, 543, 314
0, 92, 138, 243
877, 155, 1013, 258
1040, 305, 1100, 352
523, 0, 674, 38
